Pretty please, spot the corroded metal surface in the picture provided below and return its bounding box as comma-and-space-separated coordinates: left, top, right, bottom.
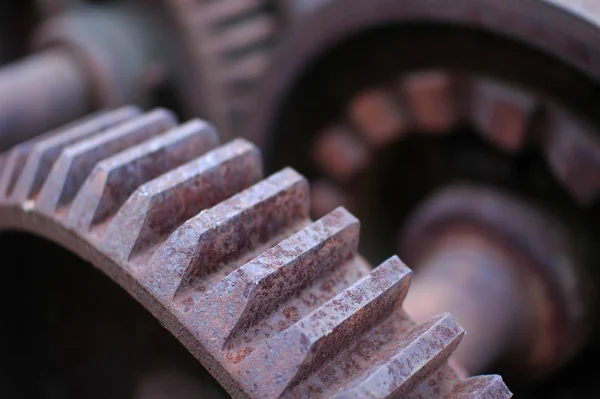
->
0, 108, 511, 398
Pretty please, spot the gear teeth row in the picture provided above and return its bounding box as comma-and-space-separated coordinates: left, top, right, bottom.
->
331, 312, 463, 399
142, 167, 310, 306
470, 78, 537, 152
103, 138, 263, 265
314, 72, 600, 207
65, 119, 219, 234
237, 255, 410, 398
203, 14, 275, 57
219, 49, 270, 85
0, 108, 511, 398
0, 106, 141, 202
196, 207, 365, 361
10, 107, 142, 203
36, 109, 177, 215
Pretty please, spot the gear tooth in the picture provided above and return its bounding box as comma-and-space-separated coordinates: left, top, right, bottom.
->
0, 144, 34, 200
195, 0, 265, 25
197, 207, 361, 358
141, 168, 309, 303
332, 313, 464, 399
544, 106, 600, 205
403, 70, 460, 134
0, 107, 93, 200
235, 256, 411, 398
171, 0, 276, 138
220, 50, 269, 86
11, 106, 141, 203
65, 119, 219, 235
314, 125, 371, 182
204, 15, 276, 56
470, 78, 537, 153
447, 375, 513, 399
0, 128, 71, 201
348, 88, 407, 147
35, 109, 176, 216
101, 138, 263, 265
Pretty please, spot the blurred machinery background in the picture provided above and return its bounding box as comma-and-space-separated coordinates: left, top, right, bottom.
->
1, 0, 600, 398
250, 1, 600, 396
0, 0, 282, 149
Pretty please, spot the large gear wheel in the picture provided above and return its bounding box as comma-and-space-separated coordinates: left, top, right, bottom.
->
0, 107, 511, 398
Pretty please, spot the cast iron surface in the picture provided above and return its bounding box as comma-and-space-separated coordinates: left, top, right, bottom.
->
0, 108, 512, 398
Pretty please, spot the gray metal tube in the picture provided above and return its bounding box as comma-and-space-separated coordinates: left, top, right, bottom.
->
0, 49, 90, 150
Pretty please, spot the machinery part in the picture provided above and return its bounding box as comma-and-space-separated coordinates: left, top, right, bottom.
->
245, 0, 600, 395
249, 0, 600, 208
0, 107, 511, 398
400, 186, 593, 378
0, 0, 280, 150
0, 231, 230, 399
0, 48, 90, 151
167, 0, 280, 135
0, 3, 163, 149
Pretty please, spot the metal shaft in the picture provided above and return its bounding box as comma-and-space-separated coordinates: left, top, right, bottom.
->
404, 227, 532, 376
0, 49, 90, 150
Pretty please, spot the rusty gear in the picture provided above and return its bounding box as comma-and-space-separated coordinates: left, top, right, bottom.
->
0, 107, 511, 398
400, 185, 594, 378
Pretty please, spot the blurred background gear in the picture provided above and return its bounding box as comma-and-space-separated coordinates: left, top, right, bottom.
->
247, 0, 600, 397
0, 0, 283, 150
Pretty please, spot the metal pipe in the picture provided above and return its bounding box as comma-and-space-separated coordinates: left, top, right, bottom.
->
0, 49, 90, 150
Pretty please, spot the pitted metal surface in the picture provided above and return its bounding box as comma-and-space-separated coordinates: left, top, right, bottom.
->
0, 108, 512, 398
